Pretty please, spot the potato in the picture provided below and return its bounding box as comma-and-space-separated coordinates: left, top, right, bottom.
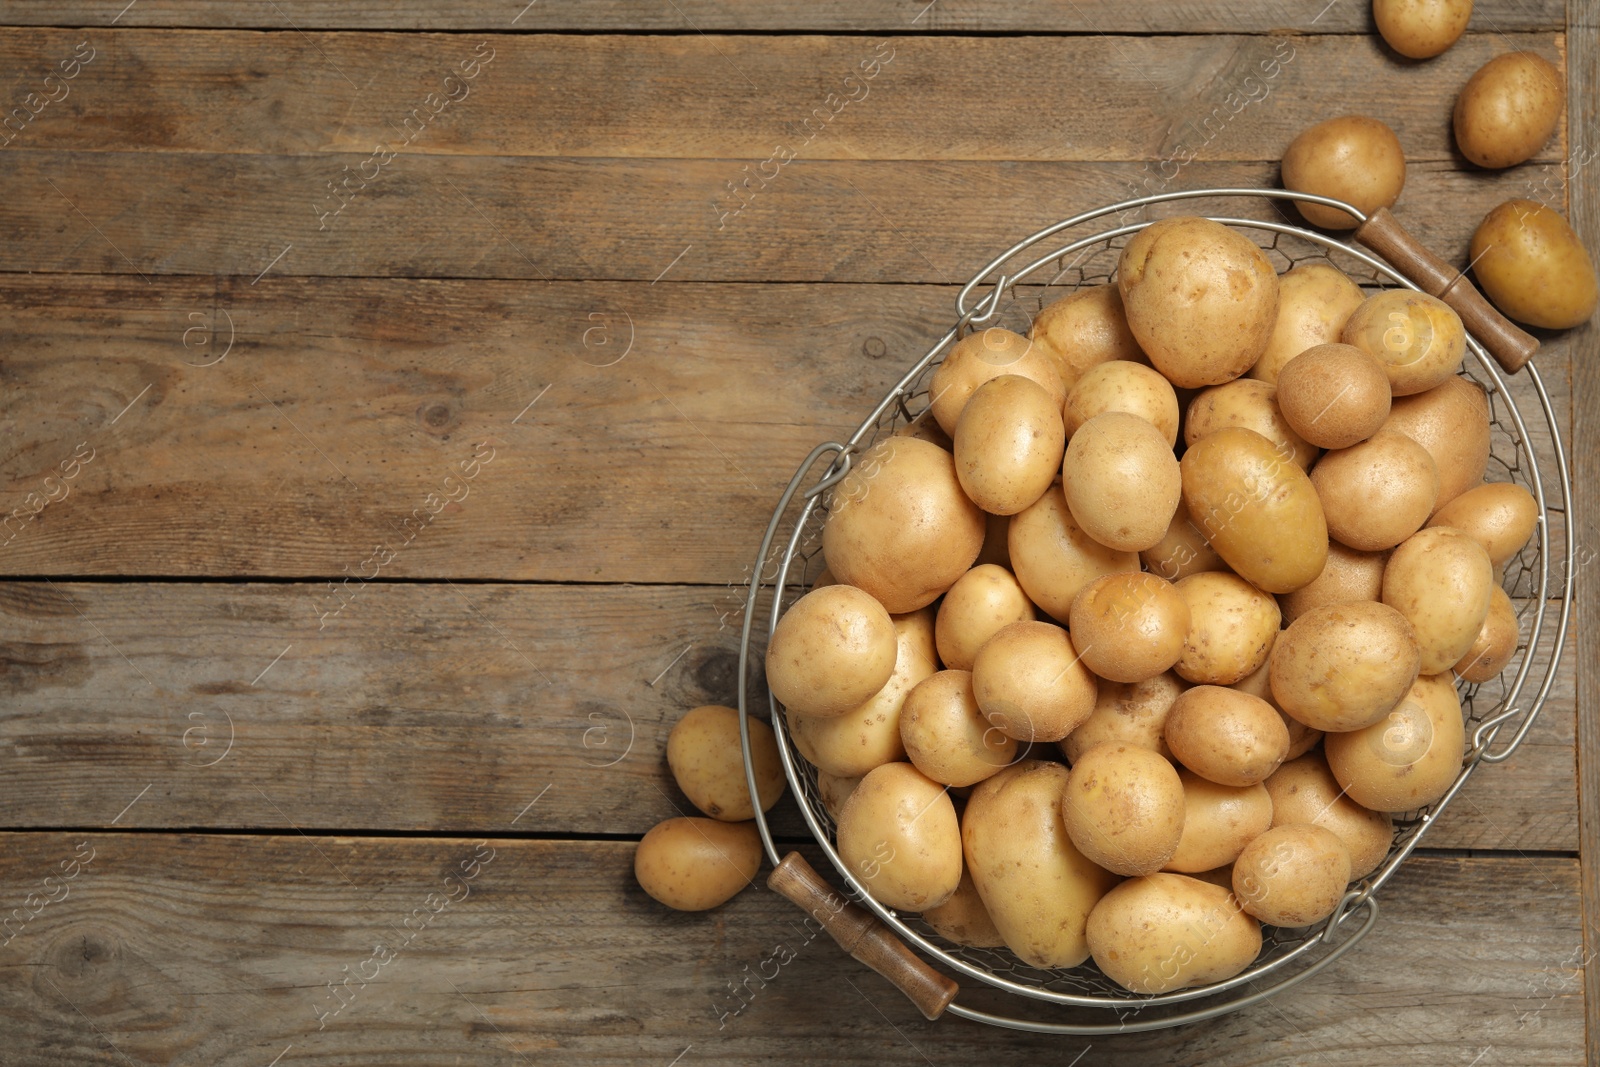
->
1062, 742, 1187, 876
823, 437, 986, 613
1232, 824, 1352, 927
1274, 343, 1392, 450
1068, 571, 1191, 683
1454, 51, 1564, 170
972, 620, 1099, 743
1428, 481, 1539, 569
1141, 501, 1229, 583
1311, 430, 1440, 552
1455, 585, 1519, 682
1060, 671, 1187, 763
1063, 360, 1180, 445
1251, 263, 1366, 385
1165, 768, 1274, 873
935, 564, 1037, 671
921, 870, 1006, 948
1265, 755, 1394, 880
1282, 115, 1406, 230
1470, 200, 1599, 329
1086, 873, 1261, 993
1008, 483, 1140, 621
1269, 601, 1422, 732
954, 375, 1067, 515
817, 770, 863, 820
765, 585, 898, 718
1341, 290, 1466, 397
1383, 526, 1494, 674
1230, 657, 1322, 759
1183, 378, 1318, 470
1174, 571, 1282, 685
1279, 540, 1389, 624
1030, 283, 1147, 388
837, 762, 962, 911
930, 328, 1067, 436
894, 406, 953, 451
1324, 673, 1466, 811
1165, 685, 1290, 786
790, 608, 938, 777
1381, 375, 1490, 513
963, 761, 1120, 968
635, 818, 761, 911
900, 670, 1019, 787
1374, 0, 1472, 58
1062, 411, 1182, 553
1181, 427, 1329, 593
668, 705, 785, 821
1118, 216, 1280, 388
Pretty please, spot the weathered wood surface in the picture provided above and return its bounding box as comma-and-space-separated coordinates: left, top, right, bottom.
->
0, 836, 1582, 1066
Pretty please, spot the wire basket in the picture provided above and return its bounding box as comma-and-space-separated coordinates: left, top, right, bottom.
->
736, 189, 1574, 1034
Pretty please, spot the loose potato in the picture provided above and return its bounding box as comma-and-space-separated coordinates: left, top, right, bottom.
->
1087, 874, 1261, 993
1063, 360, 1180, 445
1325, 673, 1466, 811
837, 763, 962, 911
1165, 685, 1290, 786
1311, 430, 1440, 552
1183, 378, 1318, 470
1008, 483, 1140, 621
1069, 571, 1191, 683
954, 374, 1067, 515
1232, 824, 1352, 927
972, 620, 1099, 743
1374, 0, 1472, 58
817, 770, 863, 820
1454, 584, 1520, 682
1383, 526, 1494, 674
765, 585, 898, 718
921, 870, 1006, 948
1030, 283, 1147, 388
1062, 411, 1182, 553
1118, 216, 1281, 388
1251, 263, 1366, 385
935, 564, 1037, 671
1269, 601, 1422, 732
1060, 671, 1187, 762
668, 705, 785, 821
1174, 571, 1282, 685
1275, 343, 1392, 450
1165, 768, 1274, 873
1062, 742, 1187, 876
1230, 657, 1323, 759
929, 328, 1066, 436
1282, 115, 1407, 230
1341, 290, 1466, 397
1428, 481, 1539, 569
1279, 541, 1390, 623
1381, 375, 1491, 513
1470, 200, 1598, 329
1265, 754, 1395, 880
635, 818, 762, 911
1142, 501, 1230, 582
1454, 51, 1564, 170
900, 670, 1019, 787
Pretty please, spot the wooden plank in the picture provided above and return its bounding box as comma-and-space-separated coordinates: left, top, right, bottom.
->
0, 29, 1566, 162
0, 836, 1581, 1064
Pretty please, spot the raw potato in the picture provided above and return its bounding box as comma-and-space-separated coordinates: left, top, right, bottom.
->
1180, 427, 1329, 593
1469, 200, 1599, 329
962, 761, 1120, 968
1063, 360, 1180, 445
1282, 115, 1407, 230
1279, 541, 1389, 623
900, 670, 1019, 787
1118, 216, 1281, 388
1383, 526, 1494, 674
935, 564, 1037, 671
894, 406, 954, 452
1062, 411, 1182, 553
1141, 501, 1229, 582
1269, 601, 1422, 732
1311, 430, 1440, 552
1030, 283, 1147, 388
1428, 481, 1539, 569
930, 328, 1066, 436
1455, 585, 1519, 682
635, 818, 762, 911
1341, 290, 1466, 397
1231, 657, 1323, 759
1381, 375, 1491, 513
817, 770, 863, 820
1008, 483, 1140, 621
1265, 755, 1394, 880
823, 437, 986, 613
1164, 685, 1290, 786
1068, 571, 1191, 683
921, 870, 1006, 948
1062, 742, 1187, 876
1274, 343, 1392, 450
1374, 0, 1472, 58
972, 620, 1099, 743
1174, 571, 1282, 685
954, 375, 1067, 515
1454, 51, 1564, 170
837, 763, 962, 911
1251, 263, 1366, 385
1165, 768, 1274, 873
668, 705, 785, 821
1232, 824, 1352, 927
1325, 673, 1466, 812
1183, 378, 1318, 470
765, 585, 898, 718
1087, 874, 1262, 993
1060, 671, 1187, 762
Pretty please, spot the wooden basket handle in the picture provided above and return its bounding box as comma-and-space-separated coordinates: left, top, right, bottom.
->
767, 851, 958, 1021
1353, 207, 1539, 374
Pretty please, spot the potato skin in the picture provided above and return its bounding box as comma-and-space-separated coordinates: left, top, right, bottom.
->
1264, 754, 1394, 880
1341, 290, 1466, 397
954, 374, 1067, 516
1381, 375, 1491, 514
1063, 361, 1180, 445
899, 670, 1019, 787
635, 818, 762, 911
1069, 571, 1190, 683
1324, 673, 1466, 812
1250, 263, 1366, 385
1061, 742, 1186, 876
1164, 768, 1274, 873
1427, 481, 1539, 569
1279, 540, 1389, 624
930, 328, 1066, 436
1184, 378, 1318, 470
1374, 0, 1472, 59
1230, 656, 1323, 759
1382, 527, 1494, 674
1269, 601, 1422, 732
935, 564, 1037, 672
1311, 430, 1440, 552
972, 620, 1099, 743
765, 585, 898, 719
1060, 671, 1187, 762
1030, 283, 1147, 389
1454, 51, 1564, 170
1469, 200, 1598, 329
1454, 584, 1519, 683
1086, 874, 1261, 993
1274, 343, 1391, 450
1174, 571, 1282, 685
1141, 501, 1229, 583
668, 705, 786, 821
1164, 685, 1290, 786
837, 762, 963, 911
921, 870, 1006, 948
1232, 823, 1351, 927
1062, 411, 1182, 553
1008, 482, 1140, 621
1282, 115, 1406, 230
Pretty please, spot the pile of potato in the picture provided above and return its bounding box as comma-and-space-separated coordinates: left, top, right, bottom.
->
761, 215, 1540, 994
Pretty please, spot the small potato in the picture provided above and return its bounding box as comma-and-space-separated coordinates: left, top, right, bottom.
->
1282, 115, 1406, 230
1183, 378, 1318, 471
1165, 686, 1290, 786
1063, 360, 1180, 445
973, 621, 1099, 743
1428, 481, 1539, 569
1009, 483, 1140, 621
766, 585, 898, 718
1118, 216, 1281, 388
1383, 527, 1495, 674
1279, 541, 1390, 624
668, 705, 785, 821
1030, 283, 1147, 388
1251, 263, 1366, 385
900, 670, 1019, 787
1311, 430, 1440, 552
935, 564, 1037, 671
1060, 671, 1187, 763
1454, 584, 1520, 682
1232, 824, 1351, 927
635, 818, 761, 911
1062, 742, 1187, 876
1165, 768, 1274, 873
921, 870, 1006, 948
1341, 290, 1466, 397
1231, 657, 1322, 759
1454, 51, 1564, 170
954, 375, 1067, 515
1062, 411, 1182, 553
1374, 0, 1472, 59
1174, 571, 1282, 686
1069, 571, 1191, 683
1381, 375, 1491, 513
1265, 754, 1394, 879
1275, 343, 1392, 450
894, 406, 953, 451
1470, 200, 1598, 330
817, 770, 863, 820
837, 763, 962, 911
1269, 601, 1422, 732
1087, 873, 1262, 993
1325, 673, 1466, 812
930, 328, 1066, 436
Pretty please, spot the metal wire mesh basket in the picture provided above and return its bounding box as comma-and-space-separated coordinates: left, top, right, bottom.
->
737, 189, 1574, 1034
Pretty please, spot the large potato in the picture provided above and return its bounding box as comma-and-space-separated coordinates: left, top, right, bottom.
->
921, 870, 1006, 948
1062, 411, 1182, 553
1311, 430, 1440, 552
1381, 375, 1491, 513
1062, 742, 1187, 876
1141, 501, 1228, 582
766, 584, 898, 718
1269, 601, 1422, 732
1183, 378, 1317, 471
954, 374, 1067, 515
1282, 115, 1407, 230
1251, 263, 1366, 385
1165, 768, 1274, 873
1118, 216, 1280, 388
972, 620, 1099, 743
1325, 673, 1466, 812
1087, 873, 1262, 993
635, 818, 761, 911
1341, 290, 1466, 397
930, 328, 1066, 436
934, 563, 1037, 671
837, 762, 962, 910
1274, 343, 1391, 451
1455, 585, 1520, 682
1383, 527, 1494, 674
1030, 283, 1147, 388
1470, 200, 1598, 329
1265, 754, 1394, 880
1454, 51, 1565, 170
1428, 482, 1539, 570
1164, 685, 1289, 787
1279, 540, 1389, 624
1008, 482, 1140, 621
1062, 360, 1180, 445
1068, 571, 1190, 683
1174, 571, 1282, 686
668, 705, 785, 821
1374, 0, 1471, 58
899, 670, 1018, 787
1232, 824, 1351, 927
1060, 671, 1187, 762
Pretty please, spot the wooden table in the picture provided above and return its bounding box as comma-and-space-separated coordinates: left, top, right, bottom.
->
0, 2, 1592, 1063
